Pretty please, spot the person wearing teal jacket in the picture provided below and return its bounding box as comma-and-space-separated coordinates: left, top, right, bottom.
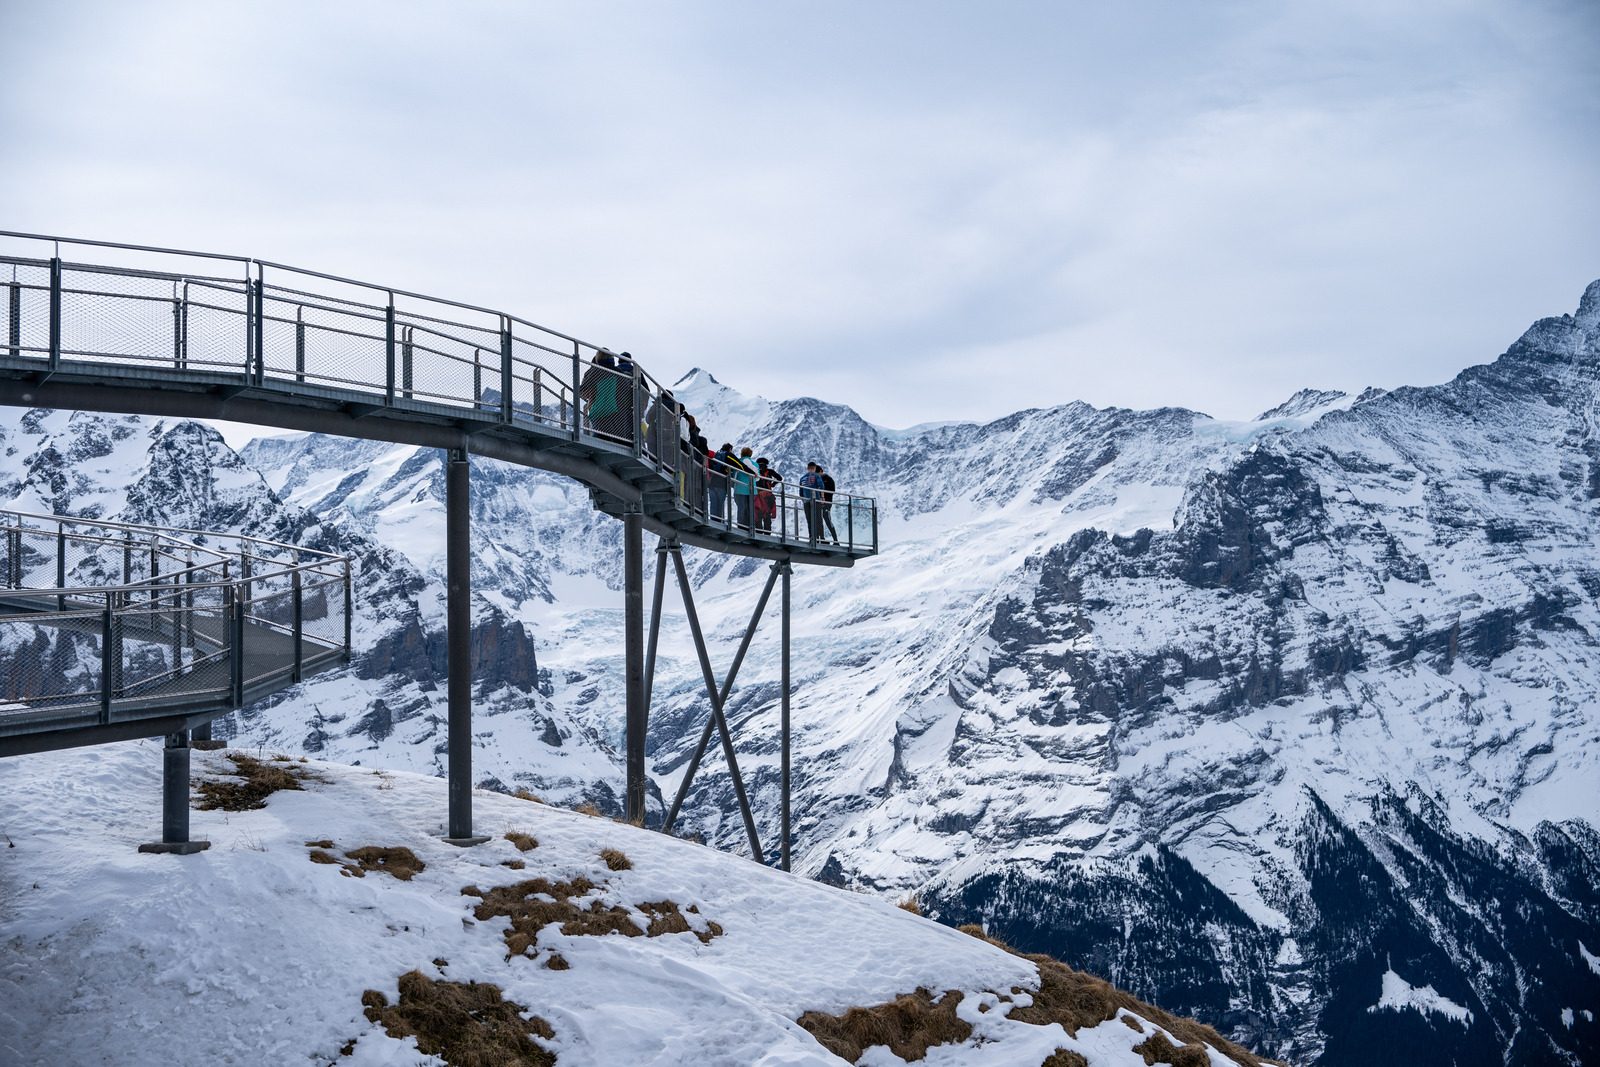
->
731, 446, 757, 529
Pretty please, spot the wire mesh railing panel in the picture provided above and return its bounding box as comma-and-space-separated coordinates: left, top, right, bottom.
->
508, 334, 578, 432
57, 265, 182, 368
181, 278, 251, 373
0, 261, 52, 360
0, 613, 106, 712
299, 572, 345, 656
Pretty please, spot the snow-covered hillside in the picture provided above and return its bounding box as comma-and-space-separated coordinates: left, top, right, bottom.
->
3, 281, 1600, 1065
0, 742, 1265, 1067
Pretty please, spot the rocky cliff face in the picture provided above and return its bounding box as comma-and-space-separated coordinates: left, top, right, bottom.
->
4, 283, 1600, 1065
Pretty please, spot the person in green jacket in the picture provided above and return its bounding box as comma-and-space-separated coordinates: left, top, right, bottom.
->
580, 351, 622, 437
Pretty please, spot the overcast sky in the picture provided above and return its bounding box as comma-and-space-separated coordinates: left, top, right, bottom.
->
3, 1, 1596, 429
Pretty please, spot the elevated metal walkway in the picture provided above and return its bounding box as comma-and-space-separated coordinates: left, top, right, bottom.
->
0, 510, 350, 756
0, 232, 878, 565
0, 231, 877, 864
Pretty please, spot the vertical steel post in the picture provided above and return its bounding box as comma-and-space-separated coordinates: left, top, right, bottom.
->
473, 348, 483, 410
630, 364, 644, 456
6, 280, 19, 359
7, 526, 18, 587
123, 533, 132, 585
385, 297, 397, 403
149, 535, 159, 607
848, 499, 855, 554
623, 505, 646, 824
228, 583, 244, 707
342, 564, 353, 664
291, 569, 304, 682
171, 293, 182, 367
295, 306, 306, 383
570, 341, 583, 441
445, 447, 479, 842
55, 521, 65, 610
252, 267, 266, 384
47, 257, 61, 371
401, 325, 414, 399
99, 595, 114, 725
780, 561, 792, 871
178, 282, 189, 370
162, 731, 190, 843
137, 732, 209, 854
499, 320, 514, 424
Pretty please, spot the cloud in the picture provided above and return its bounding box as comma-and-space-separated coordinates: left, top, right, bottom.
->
2, 0, 1595, 430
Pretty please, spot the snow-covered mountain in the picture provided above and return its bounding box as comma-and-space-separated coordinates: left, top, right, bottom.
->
4, 280, 1600, 1065
0, 742, 1268, 1067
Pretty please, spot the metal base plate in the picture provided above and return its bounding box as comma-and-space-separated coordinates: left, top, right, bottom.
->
137, 840, 212, 855
442, 835, 490, 848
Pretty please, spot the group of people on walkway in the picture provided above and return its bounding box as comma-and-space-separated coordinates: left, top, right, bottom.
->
579, 351, 844, 547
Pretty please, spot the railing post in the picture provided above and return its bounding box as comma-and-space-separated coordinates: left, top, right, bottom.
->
871, 501, 878, 554
473, 348, 483, 411
228, 582, 245, 707
243, 275, 255, 380
570, 341, 582, 441
99, 594, 114, 725
178, 282, 189, 370
55, 521, 65, 610
122, 533, 132, 585
184, 559, 195, 651
500, 319, 514, 424
401, 325, 414, 399
171, 290, 183, 368
848, 499, 855, 554
342, 564, 352, 664
47, 256, 61, 371
630, 363, 644, 457
385, 296, 397, 403
291, 569, 303, 682
6, 279, 20, 359
7, 525, 19, 588
252, 267, 266, 384
295, 305, 306, 383
149, 535, 159, 606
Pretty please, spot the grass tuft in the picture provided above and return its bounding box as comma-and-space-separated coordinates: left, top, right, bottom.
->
797, 988, 971, 1063
465, 879, 722, 957
504, 831, 538, 852
897, 895, 921, 916
600, 847, 631, 871
1042, 1051, 1089, 1067
196, 754, 316, 811
361, 970, 555, 1067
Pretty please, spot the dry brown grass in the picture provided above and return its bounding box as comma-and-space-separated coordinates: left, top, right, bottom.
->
573, 802, 602, 818
545, 952, 569, 971
345, 846, 426, 881
796, 988, 971, 1063
1042, 1051, 1089, 1067
954, 928, 1267, 1067
361, 970, 555, 1067
464, 878, 721, 958
511, 787, 542, 803
501, 859, 526, 870
505, 831, 538, 852
306, 843, 426, 881
1133, 1032, 1212, 1067
897, 895, 922, 916
196, 754, 316, 811
600, 848, 632, 871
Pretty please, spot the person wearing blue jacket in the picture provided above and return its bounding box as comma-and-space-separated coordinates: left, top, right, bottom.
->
799, 462, 826, 546
731, 446, 757, 529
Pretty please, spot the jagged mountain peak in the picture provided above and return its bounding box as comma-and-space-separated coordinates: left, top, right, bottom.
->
1254, 388, 1350, 422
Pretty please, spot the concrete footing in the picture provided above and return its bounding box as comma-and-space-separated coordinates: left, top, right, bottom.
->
138, 839, 211, 855
442, 835, 490, 847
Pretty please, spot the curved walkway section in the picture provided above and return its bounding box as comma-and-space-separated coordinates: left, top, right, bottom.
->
0, 509, 351, 756
0, 233, 878, 567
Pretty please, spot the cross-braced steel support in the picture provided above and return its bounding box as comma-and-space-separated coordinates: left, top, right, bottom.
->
629, 539, 796, 868
444, 446, 486, 845
623, 505, 646, 823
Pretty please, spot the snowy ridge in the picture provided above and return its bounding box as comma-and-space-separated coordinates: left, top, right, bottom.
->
0, 743, 1259, 1067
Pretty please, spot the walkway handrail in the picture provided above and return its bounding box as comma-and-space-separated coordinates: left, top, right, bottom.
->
0, 231, 880, 559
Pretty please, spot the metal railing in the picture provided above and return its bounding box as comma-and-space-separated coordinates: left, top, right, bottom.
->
0, 509, 350, 735
0, 231, 880, 557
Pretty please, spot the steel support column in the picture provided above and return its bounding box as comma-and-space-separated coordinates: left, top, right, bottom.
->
623, 505, 647, 824
779, 560, 792, 871
138, 731, 210, 854
444, 447, 485, 845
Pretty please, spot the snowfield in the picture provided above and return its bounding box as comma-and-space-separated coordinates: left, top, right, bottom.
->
0, 742, 1255, 1067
